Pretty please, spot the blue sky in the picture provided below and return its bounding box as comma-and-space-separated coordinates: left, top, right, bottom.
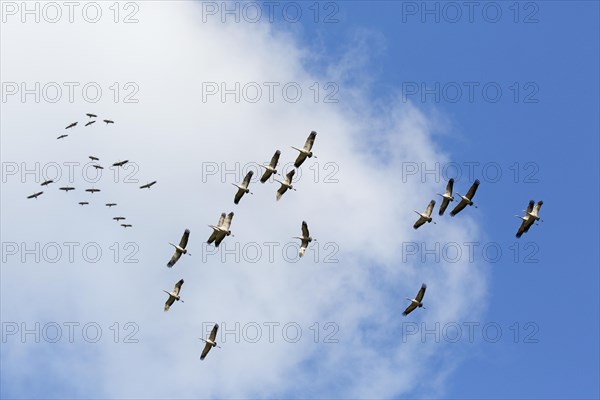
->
1, 1, 599, 399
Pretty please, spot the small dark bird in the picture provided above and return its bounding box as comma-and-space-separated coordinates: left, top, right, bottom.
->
89, 156, 99, 161
140, 181, 157, 189
121, 224, 133, 228
78, 201, 89, 206
402, 284, 427, 316
85, 188, 101, 193
57, 134, 68, 140
113, 216, 126, 221
65, 122, 77, 129
85, 121, 96, 127
103, 119, 114, 125
92, 165, 104, 170
86, 113, 97, 118
112, 160, 129, 167
41, 180, 54, 186
27, 191, 44, 199
59, 186, 75, 192
105, 203, 117, 207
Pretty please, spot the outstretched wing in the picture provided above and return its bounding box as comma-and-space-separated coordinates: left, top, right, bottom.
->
276, 184, 288, 201
242, 171, 253, 187
214, 232, 225, 247
260, 169, 273, 183
164, 296, 175, 312
413, 216, 427, 230
234, 188, 244, 205
179, 229, 190, 249
224, 212, 234, 230
439, 198, 451, 216
294, 152, 307, 168
415, 283, 427, 302
450, 199, 468, 217
516, 218, 530, 238
424, 200, 436, 217
286, 169, 295, 183
445, 178, 454, 196
465, 179, 480, 200
217, 213, 226, 228
402, 302, 418, 316
525, 200, 535, 215
200, 342, 212, 360
167, 250, 182, 268
303, 131, 317, 151
207, 231, 217, 244
302, 221, 309, 238
173, 279, 184, 296
532, 200, 543, 216
209, 324, 219, 342
269, 150, 281, 168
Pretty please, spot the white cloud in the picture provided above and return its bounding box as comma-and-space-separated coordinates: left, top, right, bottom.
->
1, 2, 488, 398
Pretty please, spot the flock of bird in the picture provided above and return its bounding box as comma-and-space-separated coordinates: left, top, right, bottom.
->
162, 131, 319, 360
405, 178, 544, 315
26, 120, 545, 356
26, 114, 158, 229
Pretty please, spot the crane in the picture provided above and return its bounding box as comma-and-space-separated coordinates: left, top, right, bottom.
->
57, 134, 68, 140
103, 119, 114, 125
140, 181, 157, 189
516, 200, 543, 238
78, 201, 89, 206
437, 178, 454, 216
207, 212, 234, 247
259, 150, 281, 183
86, 113, 97, 118
450, 179, 480, 217
275, 169, 296, 201
85, 121, 96, 127
292, 131, 317, 168
112, 160, 129, 167
402, 284, 427, 316
167, 229, 191, 268
105, 203, 117, 207
293, 221, 316, 257
59, 186, 75, 192
413, 200, 436, 229
27, 191, 43, 199
65, 122, 77, 129
121, 224, 133, 228
200, 324, 221, 360
85, 188, 101, 193
163, 279, 184, 312
233, 171, 253, 204
41, 180, 54, 186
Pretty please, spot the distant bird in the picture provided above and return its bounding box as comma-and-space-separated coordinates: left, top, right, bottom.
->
59, 186, 75, 192
105, 203, 117, 207
163, 279, 184, 312
86, 113, 97, 118
450, 179, 480, 217
207, 212, 234, 247
233, 171, 253, 204
402, 283, 427, 316
57, 134, 68, 140
292, 131, 317, 168
259, 150, 281, 183
167, 229, 191, 268
85, 121, 96, 127
437, 178, 454, 216
516, 200, 543, 238
103, 119, 114, 125
92, 165, 104, 170
27, 191, 43, 199
200, 324, 221, 360
41, 180, 53, 186
121, 224, 133, 228
413, 200, 436, 229
78, 201, 89, 206
89, 156, 99, 161
113, 216, 126, 221
65, 122, 77, 129
293, 221, 316, 257
139, 181, 157, 189
85, 188, 101, 193
275, 169, 296, 201
112, 160, 129, 167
